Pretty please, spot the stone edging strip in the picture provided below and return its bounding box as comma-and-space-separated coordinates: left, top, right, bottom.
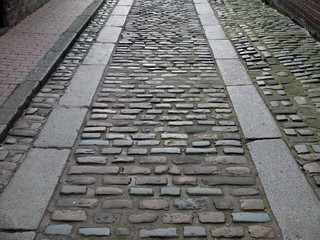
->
0, 0, 105, 142
195, 0, 320, 239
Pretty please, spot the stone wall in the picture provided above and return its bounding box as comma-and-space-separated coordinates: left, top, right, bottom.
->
2, 0, 50, 28
265, 0, 320, 39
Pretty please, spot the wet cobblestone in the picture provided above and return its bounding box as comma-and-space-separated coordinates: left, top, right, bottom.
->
210, 0, 320, 199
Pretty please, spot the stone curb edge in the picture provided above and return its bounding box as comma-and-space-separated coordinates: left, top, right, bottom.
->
0, 0, 105, 142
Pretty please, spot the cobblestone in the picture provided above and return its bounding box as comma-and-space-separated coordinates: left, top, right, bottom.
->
44, 224, 73, 236
211, 227, 244, 238
129, 213, 158, 223
51, 210, 87, 222
184, 226, 207, 237
78, 228, 110, 236
198, 212, 225, 223
210, 0, 320, 199
249, 225, 275, 239
0, 0, 283, 238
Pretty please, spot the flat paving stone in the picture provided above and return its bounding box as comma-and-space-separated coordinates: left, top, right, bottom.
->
34, 108, 87, 148
0, 232, 36, 240
209, 40, 239, 59
0, 149, 70, 229
227, 85, 281, 139
83, 43, 115, 65
248, 139, 320, 239
216, 59, 252, 86
59, 65, 105, 107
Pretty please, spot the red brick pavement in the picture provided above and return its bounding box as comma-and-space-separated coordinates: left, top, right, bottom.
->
0, 0, 94, 106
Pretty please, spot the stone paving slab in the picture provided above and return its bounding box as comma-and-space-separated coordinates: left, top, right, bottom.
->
0, 148, 70, 230
216, 59, 252, 86
34, 108, 87, 148
228, 85, 281, 139
59, 65, 106, 107
248, 139, 320, 239
0, 232, 36, 240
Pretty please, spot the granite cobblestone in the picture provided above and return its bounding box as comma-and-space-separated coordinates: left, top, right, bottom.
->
0, 0, 283, 238
210, 0, 320, 199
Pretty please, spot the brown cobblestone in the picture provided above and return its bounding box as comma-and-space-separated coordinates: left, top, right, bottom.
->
51, 210, 87, 222
139, 199, 170, 210
212, 227, 245, 238
163, 213, 193, 224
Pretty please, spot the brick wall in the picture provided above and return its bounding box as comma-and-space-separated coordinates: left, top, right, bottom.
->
265, 0, 320, 39
3, 0, 50, 28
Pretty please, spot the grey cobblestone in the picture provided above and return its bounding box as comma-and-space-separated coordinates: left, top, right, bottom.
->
187, 187, 223, 196
57, 199, 98, 208
139, 199, 170, 210
232, 212, 271, 223
27, 0, 282, 238
129, 188, 154, 196
51, 210, 87, 222
160, 187, 181, 196
102, 200, 133, 209
136, 176, 168, 185
174, 198, 206, 210
78, 228, 110, 236
95, 187, 124, 195
184, 226, 207, 237
94, 213, 116, 223
44, 224, 73, 235
140, 228, 178, 238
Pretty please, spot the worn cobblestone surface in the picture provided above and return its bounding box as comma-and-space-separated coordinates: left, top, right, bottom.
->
31, 0, 281, 238
0, 0, 118, 193
210, 0, 320, 199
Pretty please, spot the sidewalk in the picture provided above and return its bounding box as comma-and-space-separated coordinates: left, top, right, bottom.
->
0, 0, 320, 239
0, 0, 104, 140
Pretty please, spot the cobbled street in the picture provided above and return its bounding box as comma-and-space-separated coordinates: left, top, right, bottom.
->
0, 0, 319, 239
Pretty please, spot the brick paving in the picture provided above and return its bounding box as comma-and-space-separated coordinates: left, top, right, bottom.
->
0, 0, 94, 105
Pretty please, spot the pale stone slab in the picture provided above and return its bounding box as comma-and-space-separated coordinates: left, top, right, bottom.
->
217, 59, 252, 85
227, 85, 281, 139
0, 232, 36, 240
112, 6, 131, 15
198, 14, 220, 26
248, 139, 320, 240
195, 3, 214, 15
83, 43, 115, 65
34, 108, 87, 148
105, 15, 127, 27
209, 40, 238, 59
203, 25, 227, 39
59, 65, 105, 107
194, 0, 208, 4
117, 0, 134, 5
0, 149, 70, 230
97, 27, 122, 43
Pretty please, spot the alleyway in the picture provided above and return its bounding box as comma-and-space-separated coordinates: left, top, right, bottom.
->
0, 0, 320, 239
